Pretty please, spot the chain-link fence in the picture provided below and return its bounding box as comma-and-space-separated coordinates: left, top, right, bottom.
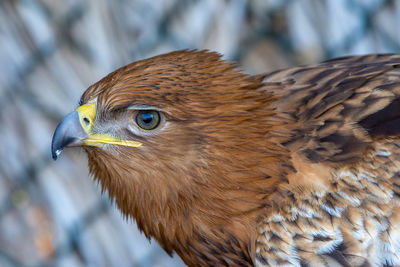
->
1, 0, 399, 266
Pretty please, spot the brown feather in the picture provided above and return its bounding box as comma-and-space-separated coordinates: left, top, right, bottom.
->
67, 50, 400, 266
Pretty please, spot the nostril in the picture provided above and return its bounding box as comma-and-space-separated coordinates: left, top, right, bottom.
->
83, 117, 90, 126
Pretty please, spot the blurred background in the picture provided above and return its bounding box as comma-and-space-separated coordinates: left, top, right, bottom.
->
1, 0, 400, 266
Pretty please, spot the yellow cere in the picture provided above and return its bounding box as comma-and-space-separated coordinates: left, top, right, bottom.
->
76, 102, 142, 148
76, 102, 96, 133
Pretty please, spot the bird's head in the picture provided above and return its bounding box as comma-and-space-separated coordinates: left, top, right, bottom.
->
51, 50, 287, 262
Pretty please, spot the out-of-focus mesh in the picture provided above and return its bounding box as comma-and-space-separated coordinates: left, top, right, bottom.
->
0, 0, 398, 266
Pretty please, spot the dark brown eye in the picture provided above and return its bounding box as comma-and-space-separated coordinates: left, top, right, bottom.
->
135, 110, 161, 130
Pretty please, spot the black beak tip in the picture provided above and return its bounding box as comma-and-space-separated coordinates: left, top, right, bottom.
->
51, 111, 88, 161
52, 148, 61, 160
51, 130, 63, 160
51, 135, 76, 161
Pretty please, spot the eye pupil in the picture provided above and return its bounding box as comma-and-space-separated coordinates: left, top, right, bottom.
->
141, 113, 153, 124
135, 110, 161, 130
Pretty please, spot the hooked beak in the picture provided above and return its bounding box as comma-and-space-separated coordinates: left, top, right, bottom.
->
51, 110, 89, 160
51, 102, 142, 160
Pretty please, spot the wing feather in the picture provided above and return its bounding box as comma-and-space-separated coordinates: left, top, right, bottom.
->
264, 54, 400, 163
256, 54, 400, 266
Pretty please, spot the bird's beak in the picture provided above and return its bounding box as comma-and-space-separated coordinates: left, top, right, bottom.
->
51, 102, 142, 160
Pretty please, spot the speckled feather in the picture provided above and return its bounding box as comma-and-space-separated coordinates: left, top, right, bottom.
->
258, 54, 400, 266
78, 51, 400, 266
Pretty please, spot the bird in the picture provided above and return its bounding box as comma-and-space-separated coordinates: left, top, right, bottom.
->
51, 50, 400, 266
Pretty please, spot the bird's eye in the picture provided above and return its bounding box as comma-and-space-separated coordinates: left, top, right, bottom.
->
135, 110, 161, 130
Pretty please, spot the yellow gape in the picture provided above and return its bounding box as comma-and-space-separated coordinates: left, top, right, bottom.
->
76, 103, 143, 148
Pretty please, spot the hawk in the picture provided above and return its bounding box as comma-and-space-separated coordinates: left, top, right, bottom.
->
52, 50, 400, 266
